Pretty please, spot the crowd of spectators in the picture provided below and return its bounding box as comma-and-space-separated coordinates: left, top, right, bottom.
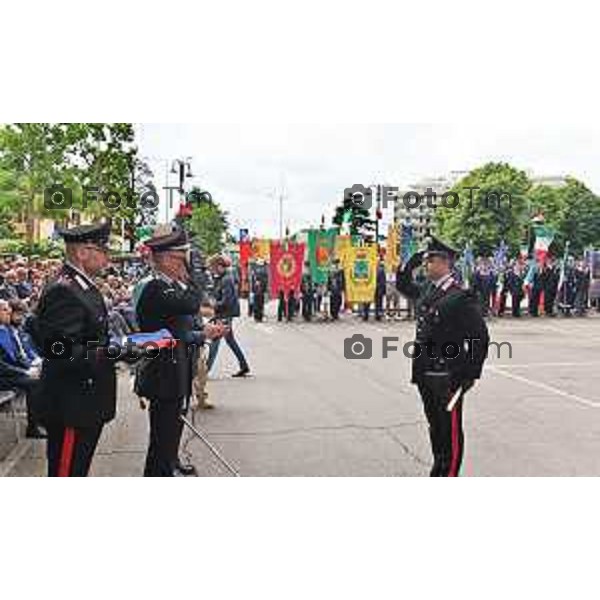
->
0, 254, 150, 438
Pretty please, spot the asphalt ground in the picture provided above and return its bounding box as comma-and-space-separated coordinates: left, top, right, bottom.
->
8, 304, 600, 476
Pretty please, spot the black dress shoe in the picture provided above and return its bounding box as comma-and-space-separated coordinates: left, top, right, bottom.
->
232, 367, 250, 378
25, 423, 47, 439
174, 460, 197, 476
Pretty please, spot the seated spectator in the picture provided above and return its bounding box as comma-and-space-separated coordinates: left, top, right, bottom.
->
15, 267, 32, 299
10, 300, 40, 363
107, 306, 132, 340
0, 299, 45, 438
0, 271, 18, 301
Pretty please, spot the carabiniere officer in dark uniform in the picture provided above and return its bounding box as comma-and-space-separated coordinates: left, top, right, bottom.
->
34, 222, 117, 477
396, 237, 489, 477
135, 226, 225, 476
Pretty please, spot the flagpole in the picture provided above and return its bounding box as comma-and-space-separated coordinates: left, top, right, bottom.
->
279, 190, 284, 241
559, 240, 570, 308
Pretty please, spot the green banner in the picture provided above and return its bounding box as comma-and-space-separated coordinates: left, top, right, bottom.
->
308, 228, 337, 284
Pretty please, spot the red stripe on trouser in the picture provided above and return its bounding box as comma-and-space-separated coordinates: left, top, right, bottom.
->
58, 427, 76, 477
448, 406, 460, 477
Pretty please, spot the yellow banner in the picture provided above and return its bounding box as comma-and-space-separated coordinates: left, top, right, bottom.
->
385, 223, 399, 275
334, 235, 353, 269
251, 238, 271, 261
344, 245, 378, 303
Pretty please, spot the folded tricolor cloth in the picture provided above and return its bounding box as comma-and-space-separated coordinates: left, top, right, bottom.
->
111, 329, 176, 349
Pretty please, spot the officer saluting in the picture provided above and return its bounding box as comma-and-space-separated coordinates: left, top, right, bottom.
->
396, 237, 489, 477
34, 221, 116, 477
135, 225, 225, 476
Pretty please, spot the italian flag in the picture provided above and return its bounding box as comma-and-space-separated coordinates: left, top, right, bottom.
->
532, 220, 555, 264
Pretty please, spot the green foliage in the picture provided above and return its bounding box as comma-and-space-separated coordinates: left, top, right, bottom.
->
527, 184, 563, 227
187, 187, 229, 256
0, 167, 22, 238
62, 123, 137, 223
332, 193, 376, 239
555, 177, 600, 255
0, 123, 69, 240
0, 123, 145, 245
435, 162, 600, 257
435, 162, 531, 255
0, 237, 63, 258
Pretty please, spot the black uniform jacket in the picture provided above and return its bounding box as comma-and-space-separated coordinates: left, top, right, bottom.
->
328, 269, 345, 295
135, 274, 202, 402
397, 264, 489, 386
34, 263, 117, 427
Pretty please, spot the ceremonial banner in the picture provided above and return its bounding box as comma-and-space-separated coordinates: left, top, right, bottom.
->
461, 243, 474, 288
334, 234, 361, 270
400, 221, 416, 265
524, 258, 537, 287
532, 222, 555, 264
344, 245, 378, 303
492, 240, 508, 271
334, 235, 353, 271
269, 241, 305, 297
587, 249, 600, 300
251, 238, 271, 262
239, 239, 252, 295
385, 224, 399, 275
308, 228, 337, 284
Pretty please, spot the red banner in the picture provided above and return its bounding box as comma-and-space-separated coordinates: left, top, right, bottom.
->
269, 241, 305, 297
239, 240, 252, 294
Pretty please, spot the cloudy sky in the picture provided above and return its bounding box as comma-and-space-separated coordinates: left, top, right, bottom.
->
138, 124, 600, 238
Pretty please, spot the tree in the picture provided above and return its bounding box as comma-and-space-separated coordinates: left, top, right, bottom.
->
525, 177, 600, 256
0, 167, 23, 238
0, 123, 71, 242
0, 123, 142, 246
186, 187, 229, 256
527, 184, 564, 227
121, 156, 158, 251
554, 177, 600, 255
435, 162, 531, 255
63, 123, 137, 226
332, 192, 376, 240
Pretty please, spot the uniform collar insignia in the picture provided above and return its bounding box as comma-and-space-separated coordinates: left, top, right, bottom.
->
156, 271, 173, 285
64, 262, 96, 291
440, 276, 455, 292
156, 270, 187, 290
433, 273, 453, 290
74, 274, 90, 290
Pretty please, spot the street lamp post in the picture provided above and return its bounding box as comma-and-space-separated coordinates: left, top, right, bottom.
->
368, 183, 386, 248
171, 157, 194, 217
264, 186, 287, 241
279, 189, 285, 240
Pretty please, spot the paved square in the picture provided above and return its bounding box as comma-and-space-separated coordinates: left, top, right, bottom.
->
9, 308, 600, 476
